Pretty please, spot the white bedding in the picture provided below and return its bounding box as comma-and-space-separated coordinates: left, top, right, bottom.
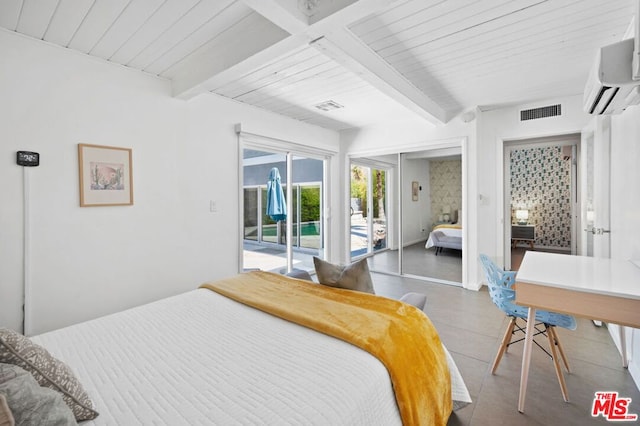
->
32, 288, 469, 425
425, 226, 463, 249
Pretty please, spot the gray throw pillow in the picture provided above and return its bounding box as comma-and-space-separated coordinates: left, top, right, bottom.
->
0, 328, 98, 421
0, 393, 14, 426
0, 363, 77, 425
313, 257, 375, 294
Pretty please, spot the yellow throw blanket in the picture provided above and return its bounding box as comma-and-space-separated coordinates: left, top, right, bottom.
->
200, 271, 452, 425
434, 224, 462, 230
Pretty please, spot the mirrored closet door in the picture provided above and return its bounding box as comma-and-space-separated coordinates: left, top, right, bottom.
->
400, 150, 463, 284
351, 145, 464, 286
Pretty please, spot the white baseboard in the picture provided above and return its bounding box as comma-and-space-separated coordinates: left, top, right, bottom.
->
403, 238, 427, 248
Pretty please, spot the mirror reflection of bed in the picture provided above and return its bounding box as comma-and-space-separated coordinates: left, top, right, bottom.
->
369, 215, 462, 283
355, 149, 463, 285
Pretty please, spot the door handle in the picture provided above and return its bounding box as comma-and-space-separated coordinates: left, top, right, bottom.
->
586, 227, 611, 235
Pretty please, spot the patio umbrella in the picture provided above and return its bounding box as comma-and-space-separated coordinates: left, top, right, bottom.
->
266, 167, 287, 222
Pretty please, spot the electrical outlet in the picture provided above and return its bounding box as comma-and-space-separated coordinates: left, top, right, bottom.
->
210, 200, 217, 212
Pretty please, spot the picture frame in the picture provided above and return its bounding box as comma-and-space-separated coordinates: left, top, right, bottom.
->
78, 143, 133, 207
411, 181, 419, 201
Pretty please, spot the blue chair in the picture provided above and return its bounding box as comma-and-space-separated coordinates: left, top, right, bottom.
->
479, 254, 577, 402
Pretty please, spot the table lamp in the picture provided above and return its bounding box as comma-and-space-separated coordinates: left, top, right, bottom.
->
515, 209, 529, 225
442, 205, 451, 222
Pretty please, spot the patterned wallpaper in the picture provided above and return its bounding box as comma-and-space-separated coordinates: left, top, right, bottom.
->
510, 146, 571, 248
429, 159, 462, 222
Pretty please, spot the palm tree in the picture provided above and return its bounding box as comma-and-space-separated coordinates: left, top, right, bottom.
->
375, 169, 385, 219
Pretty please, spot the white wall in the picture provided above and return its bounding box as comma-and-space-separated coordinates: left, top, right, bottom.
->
0, 30, 339, 335
401, 158, 430, 245
609, 105, 640, 389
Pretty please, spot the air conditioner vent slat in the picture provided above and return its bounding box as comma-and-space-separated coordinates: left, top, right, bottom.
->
520, 104, 562, 121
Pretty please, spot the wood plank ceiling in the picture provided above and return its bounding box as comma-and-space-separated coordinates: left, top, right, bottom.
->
0, 0, 635, 130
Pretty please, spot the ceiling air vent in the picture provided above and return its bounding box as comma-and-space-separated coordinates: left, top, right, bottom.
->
520, 104, 561, 121
314, 100, 343, 111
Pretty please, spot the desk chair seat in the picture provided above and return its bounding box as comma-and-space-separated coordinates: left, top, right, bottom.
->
479, 254, 577, 402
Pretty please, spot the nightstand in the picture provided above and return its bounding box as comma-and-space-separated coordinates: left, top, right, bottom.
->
512, 225, 535, 249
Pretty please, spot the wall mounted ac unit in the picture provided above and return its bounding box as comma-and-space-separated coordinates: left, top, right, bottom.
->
583, 38, 640, 115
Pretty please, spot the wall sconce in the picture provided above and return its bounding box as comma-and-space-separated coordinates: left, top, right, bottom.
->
515, 209, 529, 225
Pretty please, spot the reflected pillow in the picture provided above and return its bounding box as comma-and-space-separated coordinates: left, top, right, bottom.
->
313, 257, 375, 294
0, 328, 98, 421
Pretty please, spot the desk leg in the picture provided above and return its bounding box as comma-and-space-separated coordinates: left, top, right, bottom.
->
518, 307, 537, 413
620, 326, 628, 368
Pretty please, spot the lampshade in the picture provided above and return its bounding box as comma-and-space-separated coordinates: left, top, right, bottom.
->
442, 205, 451, 214
515, 209, 529, 224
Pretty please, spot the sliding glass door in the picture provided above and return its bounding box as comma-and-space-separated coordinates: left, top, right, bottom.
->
350, 164, 388, 260
242, 149, 325, 273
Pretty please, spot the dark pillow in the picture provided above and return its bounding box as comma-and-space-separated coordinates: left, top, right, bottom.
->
0, 363, 76, 425
0, 328, 98, 421
313, 257, 375, 294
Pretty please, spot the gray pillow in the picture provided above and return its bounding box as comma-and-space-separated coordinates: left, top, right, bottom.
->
0, 394, 14, 426
313, 257, 375, 294
0, 363, 77, 425
0, 328, 98, 421
399, 292, 427, 311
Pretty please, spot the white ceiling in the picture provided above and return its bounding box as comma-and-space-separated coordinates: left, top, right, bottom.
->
0, 0, 635, 130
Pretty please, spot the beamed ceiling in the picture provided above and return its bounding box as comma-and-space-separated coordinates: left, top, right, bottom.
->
0, 0, 635, 130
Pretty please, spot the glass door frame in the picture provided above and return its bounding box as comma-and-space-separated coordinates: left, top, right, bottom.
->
238, 130, 335, 274
349, 160, 391, 261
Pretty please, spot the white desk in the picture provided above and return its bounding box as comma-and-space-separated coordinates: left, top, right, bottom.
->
515, 251, 640, 413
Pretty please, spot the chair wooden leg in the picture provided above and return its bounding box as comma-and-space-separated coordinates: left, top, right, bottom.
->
503, 317, 518, 355
546, 326, 569, 402
550, 326, 571, 373
492, 317, 517, 374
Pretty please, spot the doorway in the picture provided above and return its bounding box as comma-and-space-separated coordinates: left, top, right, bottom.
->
503, 135, 579, 270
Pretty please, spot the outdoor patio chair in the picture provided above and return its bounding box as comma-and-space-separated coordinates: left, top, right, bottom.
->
479, 254, 577, 402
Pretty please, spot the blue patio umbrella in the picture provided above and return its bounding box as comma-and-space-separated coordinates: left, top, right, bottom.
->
266, 167, 287, 222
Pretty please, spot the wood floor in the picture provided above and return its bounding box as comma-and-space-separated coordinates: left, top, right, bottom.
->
372, 272, 640, 425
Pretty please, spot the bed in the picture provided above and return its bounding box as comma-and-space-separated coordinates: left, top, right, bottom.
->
425, 224, 462, 250
12, 272, 469, 425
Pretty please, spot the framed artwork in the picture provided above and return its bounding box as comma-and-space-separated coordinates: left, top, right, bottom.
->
411, 181, 419, 201
78, 143, 133, 207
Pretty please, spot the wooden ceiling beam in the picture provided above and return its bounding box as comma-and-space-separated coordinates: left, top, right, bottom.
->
173, 0, 449, 124
313, 28, 449, 124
